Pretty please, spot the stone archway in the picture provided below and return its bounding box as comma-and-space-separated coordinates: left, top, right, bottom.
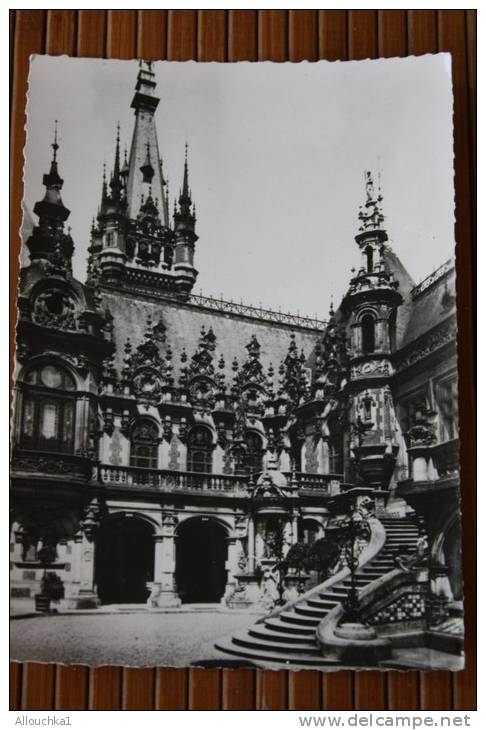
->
95, 514, 155, 604
175, 517, 228, 603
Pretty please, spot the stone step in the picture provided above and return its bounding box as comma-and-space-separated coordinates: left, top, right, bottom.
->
294, 603, 332, 619
248, 625, 318, 647
264, 616, 316, 636
279, 610, 320, 627
214, 637, 340, 667
232, 631, 320, 655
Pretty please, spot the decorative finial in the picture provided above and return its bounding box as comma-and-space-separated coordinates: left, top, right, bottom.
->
52, 119, 59, 161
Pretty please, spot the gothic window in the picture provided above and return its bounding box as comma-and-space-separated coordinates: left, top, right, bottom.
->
298, 519, 321, 545
187, 426, 213, 473
329, 441, 343, 474
361, 314, 376, 354
245, 431, 263, 475
130, 419, 159, 469
434, 376, 458, 442
20, 364, 76, 453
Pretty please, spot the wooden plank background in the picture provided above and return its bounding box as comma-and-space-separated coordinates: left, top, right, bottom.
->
9, 9, 476, 711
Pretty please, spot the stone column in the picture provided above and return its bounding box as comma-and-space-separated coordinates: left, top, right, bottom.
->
64, 532, 99, 609
247, 516, 255, 572
291, 511, 299, 544
149, 513, 181, 608
223, 537, 239, 602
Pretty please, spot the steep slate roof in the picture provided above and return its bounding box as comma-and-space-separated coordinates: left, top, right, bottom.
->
399, 260, 456, 348
102, 289, 323, 380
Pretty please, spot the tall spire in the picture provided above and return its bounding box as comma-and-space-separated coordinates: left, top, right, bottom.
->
357, 170, 386, 237
126, 61, 168, 225
177, 143, 193, 217
27, 122, 74, 268
108, 123, 123, 203
33, 120, 70, 225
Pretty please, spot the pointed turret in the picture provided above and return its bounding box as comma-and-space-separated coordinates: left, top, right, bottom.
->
126, 61, 168, 226
33, 121, 70, 227
173, 144, 198, 298
26, 122, 74, 271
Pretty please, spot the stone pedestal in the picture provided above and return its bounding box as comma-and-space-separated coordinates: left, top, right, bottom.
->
63, 534, 100, 609
332, 622, 392, 665
150, 532, 181, 608
225, 573, 262, 609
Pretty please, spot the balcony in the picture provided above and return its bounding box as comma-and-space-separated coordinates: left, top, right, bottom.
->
397, 438, 460, 495
99, 465, 249, 495
11, 449, 93, 482
98, 465, 343, 497
287, 472, 343, 495
432, 438, 460, 479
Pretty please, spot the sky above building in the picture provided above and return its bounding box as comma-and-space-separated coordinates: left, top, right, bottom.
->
23, 54, 455, 319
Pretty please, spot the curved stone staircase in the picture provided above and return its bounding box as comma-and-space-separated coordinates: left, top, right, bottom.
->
215, 516, 419, 667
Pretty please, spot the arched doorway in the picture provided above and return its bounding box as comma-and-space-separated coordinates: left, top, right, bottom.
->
175, 518, 227, 603
95, 515, 154, 604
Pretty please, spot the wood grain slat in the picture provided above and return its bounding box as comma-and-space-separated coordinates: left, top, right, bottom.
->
46, 10, 76, 56
354, 671, 386, 711
437, 10, 476, 712
322, 672, 354, 711
21, 663, 55, 710
88, 666, 122, 709
10, 9, 476, 711
387, 672, 420, 711
155, 668, 188, 710
256, 17, 289, 708
377, 7, 420, 712
10, 9, 46, 383
348, 13, 387, 714
137, 10, 167, 60
222, 668, 255, 710
197, 10, 226, 62
317, 8, 356, 712
378, 10, 407, 58
229, 10, 258, 62
55, 666, 89, 710
318, 10, 347, 61
188, 668, 221, 710
256, 669, 288, 710
167, 10, 197, 61
258, 10, 288, 62
10, 662, 22, 710
407, 10, 438, 55
348, 10, 378, 60
289, 10, 318, 62
122, 668, 155, 710
107, 10, 137, 59
77, 10, 106, 58
288, 671, 322, 710
420, 673, 453, 711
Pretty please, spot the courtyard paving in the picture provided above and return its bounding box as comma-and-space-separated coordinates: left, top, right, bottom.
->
10, 609, 263, 667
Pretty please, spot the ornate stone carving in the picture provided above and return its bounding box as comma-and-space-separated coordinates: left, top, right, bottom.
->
32, 289, 77, 331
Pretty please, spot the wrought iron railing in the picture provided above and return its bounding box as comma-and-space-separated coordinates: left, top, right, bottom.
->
410, 258, 454, 300
188, 293, 326, 331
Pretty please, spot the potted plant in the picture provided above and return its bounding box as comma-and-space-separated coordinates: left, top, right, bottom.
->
34, 545, 64, 613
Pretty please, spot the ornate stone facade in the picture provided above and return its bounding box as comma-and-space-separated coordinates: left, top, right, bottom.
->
11, 63, 460, 622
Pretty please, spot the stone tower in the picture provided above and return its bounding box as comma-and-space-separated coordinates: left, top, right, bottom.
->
87, 61, 198, 299
340, 172, 403, 491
